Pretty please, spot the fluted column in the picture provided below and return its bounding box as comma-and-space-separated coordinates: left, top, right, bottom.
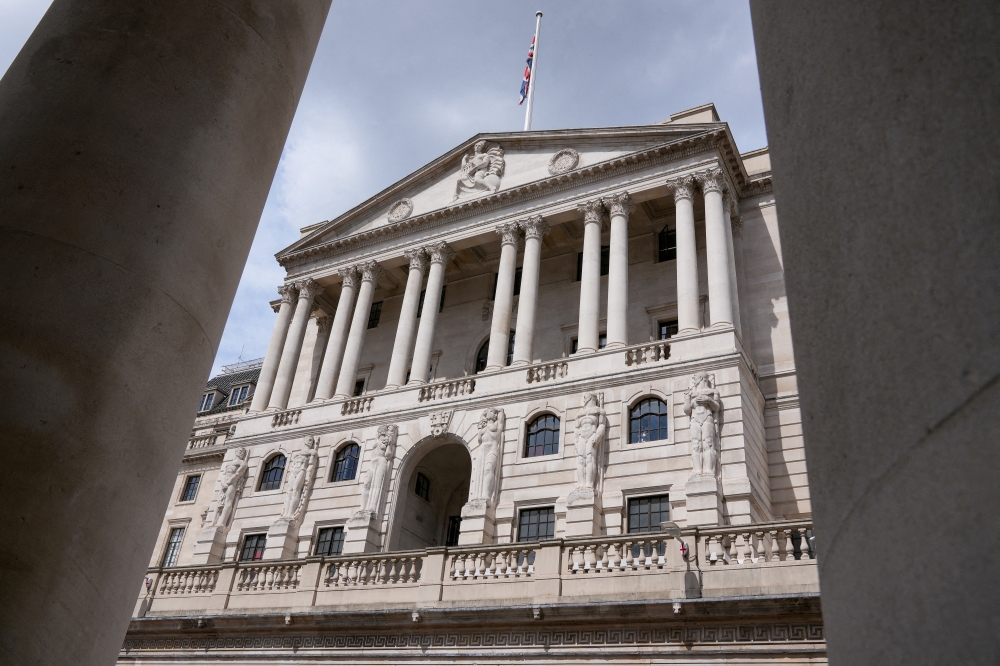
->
576, 200, 604, 353
385, 250, 428, 388
671, 177, 701, 333
312, 268, 359, 401
268, 279, 320, 409
512, 216, 549, 365
249, 285, 299, 411
334, 261, 384, 397
723, 192, 743, 337
604, 192, 634, 348
486, 223, 523, 370
700, 169, 734, 328
409, 243, 454, 384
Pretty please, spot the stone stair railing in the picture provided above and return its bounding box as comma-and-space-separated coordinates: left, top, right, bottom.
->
625, 340, 671, 366
526, 360, 568, 384
417, 377, 475, 402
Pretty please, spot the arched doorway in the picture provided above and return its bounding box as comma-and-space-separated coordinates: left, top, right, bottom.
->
387, 437, 471, 551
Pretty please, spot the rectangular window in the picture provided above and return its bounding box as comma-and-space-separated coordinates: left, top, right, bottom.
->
180, 475, 201, 502
658, 319, 679, 340
353, 379, 365, 397
658, 227, 677, 262
575, 247, 611, 281
491, 270, 521, 299
414, 472, 431, 501
315, 526, 345, 557
239, 534, 267, 561
229, 385, 248, 406
161, 527, 185, 567
199, 393, 214, 412
517, 507, 556, 542
599, 333, 608, 349
571, 337, 578, 354
367, 301, 383, 329
627, 495, 670, 534
446, 516, 462, 547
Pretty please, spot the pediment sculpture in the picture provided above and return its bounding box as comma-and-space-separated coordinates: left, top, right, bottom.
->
453, 140, 505, 200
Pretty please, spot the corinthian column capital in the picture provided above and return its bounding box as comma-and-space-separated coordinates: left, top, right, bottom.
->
668, 176, 695, 202
315, 315, 333, 334
603, 191, 635, 217
520, 215, 550, 240
495, 221, 522, 247
277, 283, 299, 305
427, 242, 455, 265
697, 168, 726, 195
337, 267, 360, 290
576, 199, 604, 225
403, 248, 428, 271
358, 260, 385, 283
294, 279, 320, 301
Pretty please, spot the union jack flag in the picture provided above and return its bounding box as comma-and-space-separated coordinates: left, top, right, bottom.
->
518, 36, 535, 105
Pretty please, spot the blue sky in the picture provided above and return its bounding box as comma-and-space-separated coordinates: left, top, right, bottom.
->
1, 1, 766, 379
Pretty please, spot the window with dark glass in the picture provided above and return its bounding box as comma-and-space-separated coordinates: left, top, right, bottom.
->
525, 414, 560, 457
658, 226, 677, 262
571, 334, 606, 354
517, 507, 555, 542
439, 285, 447, 312
331, 443, 360, 482
417, 286, 447, 317
658, 319, 679, 340
258, 454, 286, 491
475, 332, 514, 373
414, 472, 431, 501
446, 516, 462, 547
574, 246, 611, 281
491, 269, 523, 299
353, 379, 365, 397
367, 301, 383, 328
315, 526, 345, 557
627, 495, 670, 533
229, 385, 249, 406
630, 398, 669, 443
239, 533, 267, 561
180, 474, 201, 502
161, 527, 185, 567
199, 393, 214, 412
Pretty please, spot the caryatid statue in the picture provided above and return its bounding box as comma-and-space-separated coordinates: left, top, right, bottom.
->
574, 393, 608, 492
211, 447, 249, 528
684, 372, 721, 476
470, 407, 505, 507
280, 436, 319, 522
358, 424, 397, 516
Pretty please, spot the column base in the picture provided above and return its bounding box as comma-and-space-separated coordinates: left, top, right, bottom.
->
343, 510, 382, 554
564, 487, 601, 537
573, 347, 597, 355
604, 341, 626, 349
685, 474, 724, 527
262, 518, 298, 560
190, 525, 228, 565
458, 499, 496, 545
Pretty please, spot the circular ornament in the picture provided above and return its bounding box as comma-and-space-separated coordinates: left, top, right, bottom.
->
387, 198, 414, 222
548, 148, 580, 175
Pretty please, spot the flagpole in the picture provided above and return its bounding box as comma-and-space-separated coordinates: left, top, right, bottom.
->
523, 11, 543, 131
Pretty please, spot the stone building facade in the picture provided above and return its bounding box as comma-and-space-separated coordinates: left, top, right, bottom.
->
121, 104, 821, 664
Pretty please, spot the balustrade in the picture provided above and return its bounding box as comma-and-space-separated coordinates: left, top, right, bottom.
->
625, 341, 671, 366
447, 544, 536, 581
324, 554, 422, 586
341, 396, 373, 415
696, 521, 814, 565
157, 568, 219, 595
187, 434, 217, 449
236, 563, 301, 591
526, 360, 568, 384
417, 377, 475, 402
271, 409, 302, 427
565, 536, 668, 574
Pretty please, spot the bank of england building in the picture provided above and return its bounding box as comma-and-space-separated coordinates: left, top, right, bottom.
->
121, 103, 822, 664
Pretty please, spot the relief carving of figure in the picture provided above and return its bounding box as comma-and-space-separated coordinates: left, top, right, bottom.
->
358, 425, 398, 516
574, 393, 608, 493
280, 436, 319, 522
211, 447, 249, 528
470, 407, 505, 507
684, 372, 721, 477
453, 140, 505, 200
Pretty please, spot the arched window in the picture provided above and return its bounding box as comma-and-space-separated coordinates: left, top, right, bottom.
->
330, 443, 360, 482
629, 398, 669, 443
525, 414, 560, 457
258, 454, 286, 491
475, 331, 515, 373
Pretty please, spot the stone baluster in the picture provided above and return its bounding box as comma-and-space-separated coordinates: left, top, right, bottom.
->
268, 280, 320, 409
575, 199, 604, 352
699, 169, 735, 328
486, 223, 522, 370
755, 531, 767, 564
728, 533, 739, 564
313, 268, 360, 401
670, 177, 701, 334
385, 250, 428, 388
250, 285, 299, 411
334, 261, 384, 397
603, 192, 634, 348
512, 216, 550, 364
408, 243, 453, 384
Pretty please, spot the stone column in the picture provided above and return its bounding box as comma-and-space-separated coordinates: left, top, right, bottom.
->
512, 216, 549, 365
334, 261, 384, 397
409, 243, 453, 384
700, 169, 734, 328
268, 279, 320, 410
486, 223, 522, 370
723, 192, 743, 337
249, 285, 298, 411
604, 192, 635, 348
313, 268, 359, 401
576, 200, 605, 353
671, 177, 701, 333
385, 250, 428, 388
0, 1, 330, 663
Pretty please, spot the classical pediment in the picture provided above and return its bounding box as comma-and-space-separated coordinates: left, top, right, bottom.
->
276, 122, 749, 268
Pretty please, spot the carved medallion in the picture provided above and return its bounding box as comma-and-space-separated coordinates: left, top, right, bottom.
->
548, 148, 580, 175
387, 198, 413, 222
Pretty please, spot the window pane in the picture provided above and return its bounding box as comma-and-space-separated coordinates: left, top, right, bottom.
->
600, 245, 610, 275
316, 527, 344, 556
259, 455, 286, 491
367, 301, 383, 329
161, 527, 185, 567
475, 340, 489, 374
446, 516, 462, 547
353, 380, 365, 397
239, 534, 267, 561
418, 289, 426, 315
518, 507, 555, 542
205, 394, 214, 411
629, 398, 669, 444
525, 414, 560, 457
415, 472, 430, 501
332, 443, 360, 482
658, 319, 679, 340
627, 495, 670, 534
659, 227, 677, 263
439, 285, 447, 312
513, 267, 522, 296
180, 475, 201, 502
506, 331, 515, 366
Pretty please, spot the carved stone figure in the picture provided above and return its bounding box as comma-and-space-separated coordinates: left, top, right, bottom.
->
211, 447, 249, 528
280, 436, 319, 522
429, 410, 453, 438
574, 393, 608, 492
684, 372, 721, 476
358, 425, 397, 516
470, 408, 505, 507
454, 140, 505, 200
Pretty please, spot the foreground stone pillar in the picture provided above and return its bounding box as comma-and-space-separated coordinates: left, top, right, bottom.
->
385, 250, 427, 388
408, 243, 453, 384
700, 170, 734, 328
249, 285, 298, 411
486, 223, 521, 370
313, 268, 359, 401
750, 2, 1000, 663
603, 192, 633, 348
575, 200, 604, 353
0, 1, 330, 664
511, 216, 549, 365
334, 261, 383, 398
671, 178, 701, 333
268, 279, 319, 410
